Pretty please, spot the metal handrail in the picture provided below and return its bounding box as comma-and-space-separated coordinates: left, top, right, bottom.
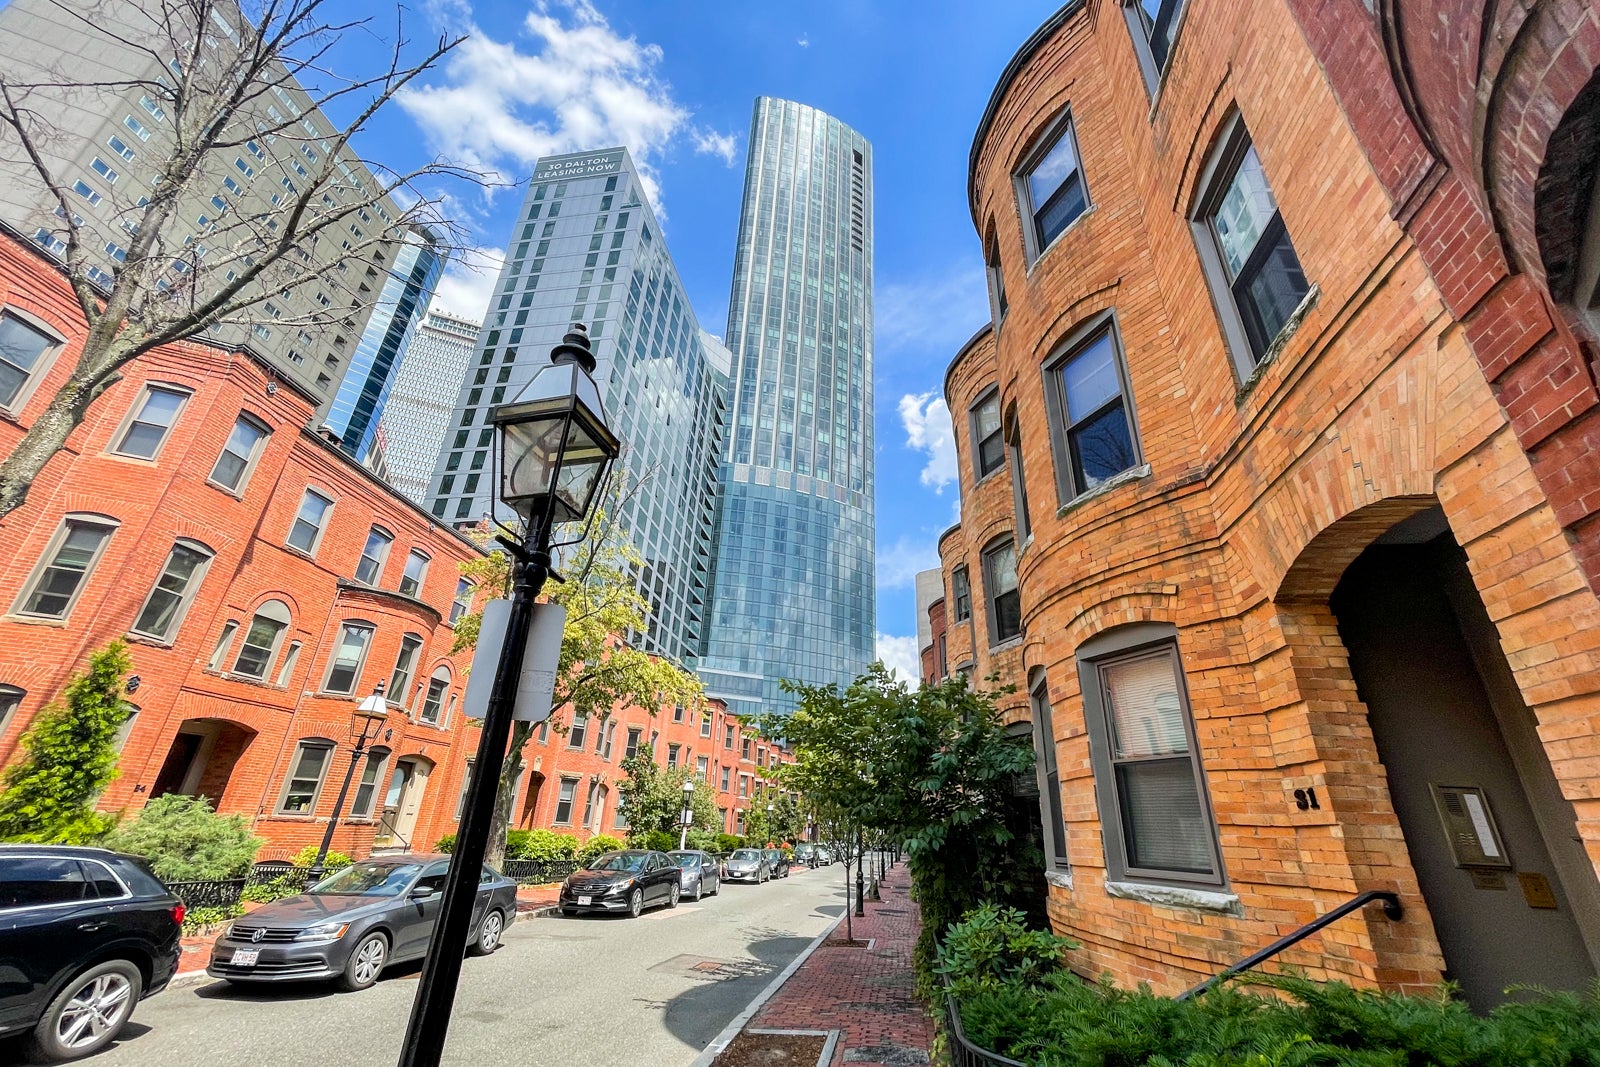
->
944, 985, 1029, 1067
1176, 889, 1403, 1000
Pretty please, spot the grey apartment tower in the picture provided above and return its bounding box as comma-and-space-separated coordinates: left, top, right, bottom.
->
426, 148, 727, 666
700, 98, 876, 716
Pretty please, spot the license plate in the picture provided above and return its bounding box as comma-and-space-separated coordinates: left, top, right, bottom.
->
232, 949, 259, 967
577, 895, 592, 906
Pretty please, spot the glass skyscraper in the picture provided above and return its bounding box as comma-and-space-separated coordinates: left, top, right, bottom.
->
375, 310, 481, 506
426, 148, 727, 666
700, 98, 876, 716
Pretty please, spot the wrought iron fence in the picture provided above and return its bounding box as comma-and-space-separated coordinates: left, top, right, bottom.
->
166, 878, 247, 910
944, 988, 1028, 1067
500, 858, 582, 884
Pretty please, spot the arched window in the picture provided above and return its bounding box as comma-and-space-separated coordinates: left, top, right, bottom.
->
233, 600, 292, 679
419, 665, 451, 725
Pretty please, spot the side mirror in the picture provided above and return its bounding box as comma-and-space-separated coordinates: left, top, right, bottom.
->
411, 884, 439, 899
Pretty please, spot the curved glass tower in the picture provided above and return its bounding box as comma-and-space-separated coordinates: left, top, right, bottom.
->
701, 98, 876, 716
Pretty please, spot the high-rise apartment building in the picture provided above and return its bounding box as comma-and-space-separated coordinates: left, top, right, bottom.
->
374, 310, 481, 506
700, 98, 876, 717
0, 0, 439, 414
426, 148, 727, 666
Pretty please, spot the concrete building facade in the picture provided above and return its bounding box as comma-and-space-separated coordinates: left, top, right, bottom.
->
941, 0, 1600, 1008
376, 311, 481, 507
700, 98, 876, 717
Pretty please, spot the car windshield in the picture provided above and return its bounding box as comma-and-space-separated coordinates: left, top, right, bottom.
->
763, 850, 780, 858
670, 853, 700, 868
588, 852, 648, 872
731, 849, 761, 860
310, 862, 424, 896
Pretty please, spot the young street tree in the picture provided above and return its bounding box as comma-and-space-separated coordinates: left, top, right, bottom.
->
451, 476, 704, 867
0, 0, 475, 518
614, 750, 718, 846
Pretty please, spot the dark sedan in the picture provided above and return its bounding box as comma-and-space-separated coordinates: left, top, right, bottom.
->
559, 850, 680, 917
0, 845, 183, 1062
762, 848, 791, 878
207, 854, 516, 991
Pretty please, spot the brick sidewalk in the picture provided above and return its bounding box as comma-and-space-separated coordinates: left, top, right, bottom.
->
747, 861, 935, 1067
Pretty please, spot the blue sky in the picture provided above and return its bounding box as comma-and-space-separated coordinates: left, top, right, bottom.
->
336, 0, 1051, 677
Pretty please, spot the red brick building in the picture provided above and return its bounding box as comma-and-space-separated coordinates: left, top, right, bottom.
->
0, 233, 788, 859
941, 0, 1600, 1008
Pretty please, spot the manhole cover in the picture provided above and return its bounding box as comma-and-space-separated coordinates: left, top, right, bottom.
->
650, 953, 768, 980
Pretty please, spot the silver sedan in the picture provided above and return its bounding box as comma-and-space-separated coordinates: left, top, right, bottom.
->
666, 850, 721, 901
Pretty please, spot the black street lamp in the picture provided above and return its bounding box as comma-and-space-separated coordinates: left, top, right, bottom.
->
678, 779, 695, 851
398, 324, 619, 1067
308, 683, 389, 881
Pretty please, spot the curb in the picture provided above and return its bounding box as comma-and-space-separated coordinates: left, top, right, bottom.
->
688, 911, 846, 1067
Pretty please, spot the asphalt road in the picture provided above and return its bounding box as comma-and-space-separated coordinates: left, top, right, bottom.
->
12, 865, 850, 1067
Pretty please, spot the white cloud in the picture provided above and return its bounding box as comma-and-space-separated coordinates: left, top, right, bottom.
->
400, 0, 693, 210
797, 34, 810, 48
898, 392, 957, 492
428, 245, 505, 320
875, 265, 992, 360
877, 536, 940, 591
691, 128, 739, 166
875, 633, 921, 682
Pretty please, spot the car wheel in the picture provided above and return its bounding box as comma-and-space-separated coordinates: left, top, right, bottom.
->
668, 883, 680, 909
627, 887, 644, 918
30, 959, 141, 1062
469, 909, 504, 957
337, 932, 388, 992
692, 878, 703, 902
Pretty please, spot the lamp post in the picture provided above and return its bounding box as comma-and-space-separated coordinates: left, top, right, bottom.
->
398, 324, 618, 1067
678, 779, 695, 851
308, 683, 389, 881
766, 802, 775, 847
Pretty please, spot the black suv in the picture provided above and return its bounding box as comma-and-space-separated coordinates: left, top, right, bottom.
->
0, 845, 183, 1061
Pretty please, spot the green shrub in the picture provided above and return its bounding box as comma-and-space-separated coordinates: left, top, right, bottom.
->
714, 833, 745, 853
181, 903, 244, 933
434, 834, 456, 853
937, 904, 1077, 999
954, 971, 1600, 1067
506, 828, 579, 861
290, 845, 351, 872
629, 829, 677, 852
240, 877, 300, 904
579, 834, 625, 862
103, 794, 262, 881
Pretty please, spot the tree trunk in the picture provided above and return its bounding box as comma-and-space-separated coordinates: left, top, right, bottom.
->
0, 366, 118, 522
485, 719, 536, 869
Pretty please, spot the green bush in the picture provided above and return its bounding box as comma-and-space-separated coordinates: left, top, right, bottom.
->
955, 971, 1600, 1067
714, 833, 745, 853
579, 834, 625, 863
506, 828, 579, 861
181, 903, 243, 933
434, 834, 456, 853
103, 794, 262, 881
240, 877, 300, 904
290, 845, 351, 872
629, 829, 678, 852
937, 904, 1077, 999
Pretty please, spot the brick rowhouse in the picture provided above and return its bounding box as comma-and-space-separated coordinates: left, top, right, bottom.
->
942, 0, 1600, 1007
0, 233, 789, 858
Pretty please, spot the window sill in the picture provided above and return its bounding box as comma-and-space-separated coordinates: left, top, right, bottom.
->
205, 479, 247, 500
1056, 464, 1151, 520
125, 632, 176, 648
972, 466, 1007, 490
1045, 869, 1073, 890
5, 614, 71, 628
282, 544, 320, 563
1234, 284, 1321, 406
988, 635, 1024, 654
1106, 879, 1241, 915
1026, 204, 1099, 276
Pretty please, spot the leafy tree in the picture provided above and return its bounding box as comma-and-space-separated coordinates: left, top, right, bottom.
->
450, 476, 703, 867
103, 794, 262, 881
772, 667, 1038, 986
0, 0, 474, 519
615, 748, 718, 842
577, 834, 624, 863
0, 641, 133, 843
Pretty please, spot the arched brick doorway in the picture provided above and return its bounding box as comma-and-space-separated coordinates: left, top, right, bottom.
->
148, 717, 256, 809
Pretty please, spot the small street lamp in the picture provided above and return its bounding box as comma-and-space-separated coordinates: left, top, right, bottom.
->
766, 802, 775, 847
308, 682, 389, 881
678, 779, 695, 851
399, 324, 619, 1067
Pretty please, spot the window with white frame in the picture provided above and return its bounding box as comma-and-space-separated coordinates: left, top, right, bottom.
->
567, 713, 588, 750
208, 620, 239, 670
449, 579, 473, 625
275, 641, 302, 687
130, 540, 212, 640
1078, 626, 1223, 885
0, 310, 61, 411
389, 634, 423, 704
1044, 318, 1141, 500
419, 666, 450, 725
15, 516, 117, 620
625, 727, 642, 760
553, 777, 578, 824
982, 537, 1021, 645
208, 413, 270, 494
232, 600, 291, 679
111, 384, 188, 459
1191, 115, 1310, 374
355, 526, 392, 585
323, 622, 374, 694
1016, 115, 1089, 260
350, 747, 390, 818
278, 739, 334, 814
970, 389, 1004, 479
287, 488, 333, 554
398, 550, 429, 598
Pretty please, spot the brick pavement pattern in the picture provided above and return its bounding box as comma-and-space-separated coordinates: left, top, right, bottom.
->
750, 863, 933, 1067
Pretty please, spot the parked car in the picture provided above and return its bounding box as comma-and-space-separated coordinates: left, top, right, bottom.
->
0, 845, 184, 1062
559, 850, 680, 917
762, 848, 791, 879
207, 854, 515, 991
666, 850, 721, 901
722, 847, 772, 884
793, 843, 817, 867
813, 845, 835, 864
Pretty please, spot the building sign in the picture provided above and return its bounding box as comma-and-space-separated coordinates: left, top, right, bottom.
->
533, 149, 626, 181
